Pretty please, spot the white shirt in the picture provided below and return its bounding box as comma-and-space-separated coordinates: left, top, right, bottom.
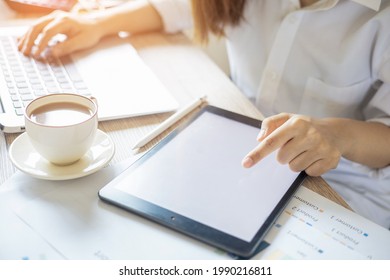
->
150, 0, 390, 228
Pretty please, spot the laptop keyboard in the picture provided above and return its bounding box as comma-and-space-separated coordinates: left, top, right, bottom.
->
0, 36, 90, 116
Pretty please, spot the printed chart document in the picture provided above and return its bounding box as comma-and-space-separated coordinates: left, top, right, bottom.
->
255, 187, 390, 260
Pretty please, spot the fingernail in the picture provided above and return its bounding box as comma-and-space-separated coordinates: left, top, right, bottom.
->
257, 129, 265, 141
242, 156, 254, 168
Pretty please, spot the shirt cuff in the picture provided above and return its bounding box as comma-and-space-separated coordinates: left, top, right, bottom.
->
367, 117, 390, 127
148, 0, 192, 33
353, 115, 390, 179
351, 161, 390, 180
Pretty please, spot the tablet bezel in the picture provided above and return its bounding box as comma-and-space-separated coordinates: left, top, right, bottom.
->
99, 105, 306, 258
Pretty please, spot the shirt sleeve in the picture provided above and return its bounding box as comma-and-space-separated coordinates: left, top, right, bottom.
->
365, 8, 390, 127
361, 79, 390, 179
364, 82, 390, 126
148, 0, 192, 33
359, 10, 390, 180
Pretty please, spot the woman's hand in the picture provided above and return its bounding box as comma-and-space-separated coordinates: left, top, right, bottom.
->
17, 1, 165, 58
241, 113, 343, 176
18, 10, 102, 58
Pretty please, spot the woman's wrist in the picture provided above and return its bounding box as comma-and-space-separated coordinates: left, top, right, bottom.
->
87, 0, 163, 39
317, 118, 351, 158
86, 10, 121, 39
319, 118, 390, 168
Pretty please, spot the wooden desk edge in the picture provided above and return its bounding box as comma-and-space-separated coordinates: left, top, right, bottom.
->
303, 176, 352, 211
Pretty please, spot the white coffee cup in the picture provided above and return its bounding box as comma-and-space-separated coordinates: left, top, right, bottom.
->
24, 93, 98, 166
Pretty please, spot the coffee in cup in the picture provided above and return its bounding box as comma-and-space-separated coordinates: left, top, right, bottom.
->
24, 93, 98, 166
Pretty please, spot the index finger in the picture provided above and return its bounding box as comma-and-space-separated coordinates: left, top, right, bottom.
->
18, 17, 54, 56
18, 11, 62, 56
242, 123, 295, 168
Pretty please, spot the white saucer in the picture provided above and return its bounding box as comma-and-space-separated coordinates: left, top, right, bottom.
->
9, 130, 115, 181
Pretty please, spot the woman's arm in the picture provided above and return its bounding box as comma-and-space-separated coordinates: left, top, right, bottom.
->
242, 113, 390, 176
18, 0, 163, 57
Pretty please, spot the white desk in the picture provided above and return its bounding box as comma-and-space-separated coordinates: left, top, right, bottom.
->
0, 3, 360, 261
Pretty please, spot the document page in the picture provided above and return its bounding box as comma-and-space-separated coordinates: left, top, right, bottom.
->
255, 186, 390, 259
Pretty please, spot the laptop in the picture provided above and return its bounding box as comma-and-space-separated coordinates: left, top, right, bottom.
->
0, 26, 178, 133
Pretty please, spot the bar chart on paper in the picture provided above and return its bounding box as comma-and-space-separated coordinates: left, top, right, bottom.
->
255, 187, 390, 260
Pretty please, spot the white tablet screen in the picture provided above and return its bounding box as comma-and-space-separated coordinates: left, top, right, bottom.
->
115, 111, 299, 242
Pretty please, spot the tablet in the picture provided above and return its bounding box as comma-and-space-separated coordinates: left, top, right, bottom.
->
98, 106, 306, 258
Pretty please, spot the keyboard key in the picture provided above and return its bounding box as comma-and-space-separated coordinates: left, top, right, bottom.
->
32, 84, 44, 90
45, 81, 57, 88
34, 90, 46, 96
15, 108, 24, 116
20, 94, 34, 101
47, 87, 61, 93
59, 82, 72, 89
18, 88, 31, 95
29, 78, 41, 84
13, 101, 22, 108
16, 82, 28, 88
56, 76, 68, 83
14, 76, 27, 83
